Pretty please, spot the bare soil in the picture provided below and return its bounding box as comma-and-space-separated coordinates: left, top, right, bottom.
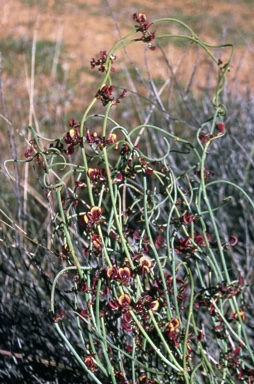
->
0, 0, 253, 146
1, 0, 253, 75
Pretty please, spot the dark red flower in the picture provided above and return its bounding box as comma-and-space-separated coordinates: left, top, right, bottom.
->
126, 344, 132, 353
149, 45, 156, 51
118, 294, 132, 308
87, 168, 107, 181
165, 318, 180, 332
194, 232, 210, 247
86, 131, 100, 144
149, 299, 160, 312
108, 299, 120, 311
107, 266, 119, 279
69, 118, 80, 128
112, 171, 123, 183
175, 236, 195, 255
122, 321, 132, 332
182, 211, 195, 224
96, 84, 127, 106
145, 167, 153, 175
84, 354, 96, 372
114, 371, 130, 384
24, 146, 34, 159
91, 233, 103, 249
64, 128, 81, 145
229, 235, 238, 246
132, 230, 141, 240
96, 84, 114, 106
166, 330, 181, 347
216, 123, 225, 133
53, 308, 66, 323
195, 168, 214, 182
65, 144, 75, 155
79, 206, 102, 228
80, 309, 91, 318
154, 234, 164, 249
133, 12, 147, 23
80, 281, 90, 293
139, 256, 152, 273
119, 89, 127, 99
74, 179, 86, 188
121, 144, 130, 154
209, 303, 217, 317
118, 267, 131, 286
123, 312, 132, 323
199, 132, 215, 143
109, 230, 119, 240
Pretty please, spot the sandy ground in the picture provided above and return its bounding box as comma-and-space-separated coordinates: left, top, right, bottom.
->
0, 0, 253, 147
1, 0, 253, 81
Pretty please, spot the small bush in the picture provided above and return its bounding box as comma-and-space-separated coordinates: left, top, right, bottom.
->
2, 12, 254, 384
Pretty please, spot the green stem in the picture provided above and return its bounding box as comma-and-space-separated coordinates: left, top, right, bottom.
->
56, 189, 83, 278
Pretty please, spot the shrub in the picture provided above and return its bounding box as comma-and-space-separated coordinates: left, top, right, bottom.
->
3, 12, 254, 384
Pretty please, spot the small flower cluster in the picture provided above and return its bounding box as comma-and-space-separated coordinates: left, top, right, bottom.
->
133, 13, 156, 50
199, 122, 226, 143
174, 231, 210, 256
64, 118, 82, 155
194, 277, 246, 340
90, 50, 117, 72
103, 265, 193, 364
195, 167, 214, 182
96, 84, 127, 106
79, 206, 102, 232
218, 58, 232, 72
86, 130, 118, 149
